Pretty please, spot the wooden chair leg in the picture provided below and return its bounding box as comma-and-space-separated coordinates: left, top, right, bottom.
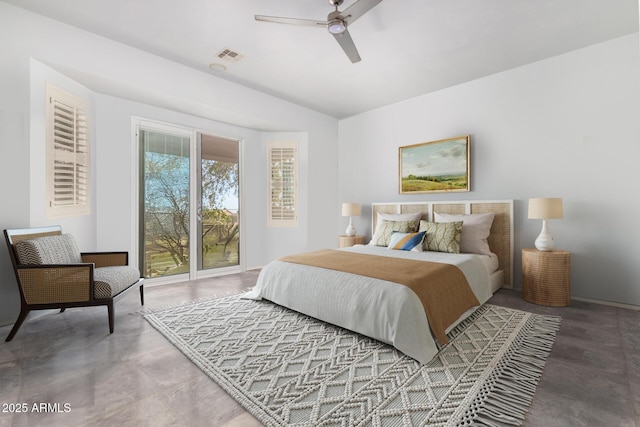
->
107, 300, 114, 333
139, 284, 144, 305
5, 308, 30, 342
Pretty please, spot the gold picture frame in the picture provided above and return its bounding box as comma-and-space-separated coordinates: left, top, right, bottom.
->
399, 135, 470, 194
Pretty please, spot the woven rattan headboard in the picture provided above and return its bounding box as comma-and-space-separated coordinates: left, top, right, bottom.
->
371, 200, 514, 289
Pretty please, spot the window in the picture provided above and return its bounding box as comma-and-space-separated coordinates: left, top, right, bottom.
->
46, 83, 90, 217
268, 141, 298, 227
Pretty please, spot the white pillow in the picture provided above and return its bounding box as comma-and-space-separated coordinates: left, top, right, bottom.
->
377, 211, 423, 224
433, 212, 495, 256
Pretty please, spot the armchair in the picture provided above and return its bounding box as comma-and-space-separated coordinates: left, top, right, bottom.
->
3, 225, 144, 341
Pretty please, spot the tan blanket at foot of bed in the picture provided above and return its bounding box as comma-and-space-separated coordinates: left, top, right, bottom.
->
279, 249, 480, 345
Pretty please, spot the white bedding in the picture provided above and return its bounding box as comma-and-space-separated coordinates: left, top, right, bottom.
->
244, 245, 494, 364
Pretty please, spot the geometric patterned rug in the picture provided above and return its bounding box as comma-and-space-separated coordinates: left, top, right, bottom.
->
144, 295, 561, 427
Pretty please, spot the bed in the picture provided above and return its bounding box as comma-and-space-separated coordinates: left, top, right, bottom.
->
245, 200, 513, 364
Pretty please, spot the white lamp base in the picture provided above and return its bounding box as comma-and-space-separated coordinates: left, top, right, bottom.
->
345, 217, 356, 236
534, 219, 555, 251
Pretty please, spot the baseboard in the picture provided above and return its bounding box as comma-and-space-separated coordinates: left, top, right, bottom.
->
571, 296, 640, 311
0, 309, 58, 328
512, 287, 640, 311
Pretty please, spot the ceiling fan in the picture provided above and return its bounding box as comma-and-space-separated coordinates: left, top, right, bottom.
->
255, 0, 383, 63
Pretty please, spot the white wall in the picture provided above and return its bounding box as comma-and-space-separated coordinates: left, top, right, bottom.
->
0, 2, 339, 326
339, 34, 640, 306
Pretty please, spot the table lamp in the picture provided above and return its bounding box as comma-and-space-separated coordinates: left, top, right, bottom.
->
341, 203, 361, 237
528, 198, 563, 251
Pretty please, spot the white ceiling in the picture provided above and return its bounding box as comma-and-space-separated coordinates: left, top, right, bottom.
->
6, 0, 638, 119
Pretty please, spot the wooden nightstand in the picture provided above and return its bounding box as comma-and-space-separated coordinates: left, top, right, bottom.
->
522, 248, 571, 307
339, 235, 365, 248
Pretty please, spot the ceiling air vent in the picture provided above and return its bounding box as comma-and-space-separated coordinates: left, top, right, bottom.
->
217, 48, 244, 63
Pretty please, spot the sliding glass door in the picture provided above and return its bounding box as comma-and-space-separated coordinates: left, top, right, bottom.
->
198, 134, 239, 271
137, 121, 240, 280
139, 128, 190, 278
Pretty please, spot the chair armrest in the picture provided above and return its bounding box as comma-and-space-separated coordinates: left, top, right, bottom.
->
16, 264, 94, 304
81, 252, 129, 267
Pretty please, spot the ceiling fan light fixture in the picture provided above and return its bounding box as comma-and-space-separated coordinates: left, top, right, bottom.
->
327, 19, 346, 34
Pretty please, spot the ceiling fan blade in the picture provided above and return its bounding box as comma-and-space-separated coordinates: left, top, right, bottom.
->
333, 29, 361, 63
255, 15, 328, 27
341, 0, 383, 24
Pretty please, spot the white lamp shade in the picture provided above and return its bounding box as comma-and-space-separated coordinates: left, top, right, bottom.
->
528, 198, 563, 220
341, 203, 361, 217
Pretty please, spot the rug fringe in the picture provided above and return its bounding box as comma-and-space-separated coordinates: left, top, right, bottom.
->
466, 312, 561, 427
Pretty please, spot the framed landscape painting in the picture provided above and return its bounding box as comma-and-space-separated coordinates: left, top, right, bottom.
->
399, 135, 470, 193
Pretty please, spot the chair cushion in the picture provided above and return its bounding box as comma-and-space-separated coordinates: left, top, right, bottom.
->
14, 234, 82, 265
93, 266, 141, 299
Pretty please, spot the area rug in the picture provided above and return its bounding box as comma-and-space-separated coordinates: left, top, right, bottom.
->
144, 295, 560, 426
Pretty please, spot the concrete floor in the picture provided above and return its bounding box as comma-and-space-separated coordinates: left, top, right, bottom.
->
0, 271, 638, 426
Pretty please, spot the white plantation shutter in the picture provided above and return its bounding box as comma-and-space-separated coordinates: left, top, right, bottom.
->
46, 84, 90, 217
268, 141, 298, 227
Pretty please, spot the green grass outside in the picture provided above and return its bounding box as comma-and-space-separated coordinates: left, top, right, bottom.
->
145, 235, 239, 277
